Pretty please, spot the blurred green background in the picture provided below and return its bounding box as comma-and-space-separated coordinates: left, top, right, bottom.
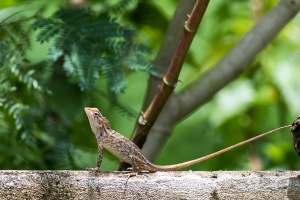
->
1, 0, 300, 171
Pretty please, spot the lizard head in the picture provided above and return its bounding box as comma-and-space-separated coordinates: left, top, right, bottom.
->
84, 107, 104, 133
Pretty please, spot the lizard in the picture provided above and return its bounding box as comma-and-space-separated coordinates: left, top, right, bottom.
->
84, 107, 291, 172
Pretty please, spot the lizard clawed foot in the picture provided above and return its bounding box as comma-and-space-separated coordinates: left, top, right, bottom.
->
127, 167, 133, 171
126, 172, 138, 178
127, 167, 149, 174
124, 171, 139, 188
86, 167, 100, 172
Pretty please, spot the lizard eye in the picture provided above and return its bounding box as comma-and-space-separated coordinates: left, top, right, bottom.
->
93, 111, 101, 117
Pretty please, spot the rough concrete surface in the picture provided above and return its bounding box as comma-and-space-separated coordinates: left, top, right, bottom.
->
0, 170, 300, 199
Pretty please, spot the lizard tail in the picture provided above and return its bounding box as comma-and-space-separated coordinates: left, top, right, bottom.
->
145, 125, 291, 172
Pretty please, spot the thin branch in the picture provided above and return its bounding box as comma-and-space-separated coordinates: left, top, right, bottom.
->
141, 0, 196, 109
130, 0, 196, 164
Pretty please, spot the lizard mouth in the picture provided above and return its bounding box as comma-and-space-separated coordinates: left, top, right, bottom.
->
84, 107, 94, 115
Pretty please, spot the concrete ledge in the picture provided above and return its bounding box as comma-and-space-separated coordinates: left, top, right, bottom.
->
0, 170, 300, 199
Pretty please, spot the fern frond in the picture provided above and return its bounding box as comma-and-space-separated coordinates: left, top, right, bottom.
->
48, 45, 63, 61
107, 39, 154, 73
122, 55, 154, 73
54, 7, 92, 25
94, 89, 138, 118
111, 100, 138, 118
0, 40, 10, 67
33, 19, 64, 44
33, 7, 153, 95
100, 56, 127, 95
75, 43, 101, 91
110, 0, 138, 15
1, 10, 48, 94
1, 98, 29, 130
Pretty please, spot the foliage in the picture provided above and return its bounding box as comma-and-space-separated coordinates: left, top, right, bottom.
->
0, 1, 153, 170
33, 7, 153, 94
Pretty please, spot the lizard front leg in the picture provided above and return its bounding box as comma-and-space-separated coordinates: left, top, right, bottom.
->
87, 135, 104, 172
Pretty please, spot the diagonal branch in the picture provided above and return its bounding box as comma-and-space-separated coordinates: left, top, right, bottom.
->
141, 0, 196, 109
131, 0, 210, 148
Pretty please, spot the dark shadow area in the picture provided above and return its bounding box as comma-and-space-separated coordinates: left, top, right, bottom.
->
287, 175, 300, 200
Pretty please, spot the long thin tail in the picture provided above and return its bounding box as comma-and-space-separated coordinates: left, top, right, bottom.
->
151, 125, 291, 171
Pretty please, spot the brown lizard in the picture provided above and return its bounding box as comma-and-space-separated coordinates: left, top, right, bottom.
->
84, 107, 291, 172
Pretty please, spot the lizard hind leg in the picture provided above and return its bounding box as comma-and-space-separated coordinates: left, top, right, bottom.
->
129, 154, 155, 172
129, 154, 140, 172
